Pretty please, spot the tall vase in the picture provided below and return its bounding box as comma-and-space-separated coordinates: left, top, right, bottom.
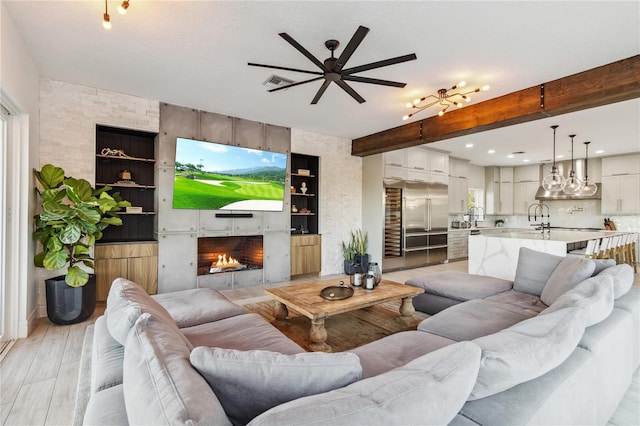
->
45, 274, 96, 325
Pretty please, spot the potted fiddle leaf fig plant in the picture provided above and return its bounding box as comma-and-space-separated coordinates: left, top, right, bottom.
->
341, 229, 369, 274
33, 163, 130, 325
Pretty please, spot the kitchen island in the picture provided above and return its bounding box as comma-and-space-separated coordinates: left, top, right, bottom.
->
468, 229, 626, 281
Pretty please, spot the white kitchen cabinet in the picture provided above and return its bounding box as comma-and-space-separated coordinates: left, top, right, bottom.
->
384, 149, 407, 167
384, 164, 406, 180
449, 158, 470, 178
498, 167, 514, 215
602, 174, 640, 214
428, 150, 449, 176
406, 148, 430, 170
514, 165, 539, 183
513, 181, 540, 214
448, 230, 470, 260
406, 168, 429, 182
485, 167, 500, 215
602, 154, 640, 177
448, 176, 469, 214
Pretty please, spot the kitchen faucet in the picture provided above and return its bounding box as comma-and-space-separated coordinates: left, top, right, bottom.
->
468, 206, 484, 228
527, 202, 551, 234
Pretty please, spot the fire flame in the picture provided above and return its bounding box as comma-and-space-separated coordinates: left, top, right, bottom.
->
215, 254, 240, 268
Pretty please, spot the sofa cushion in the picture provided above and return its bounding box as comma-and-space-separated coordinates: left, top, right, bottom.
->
105, 278, 179, 346
483, 290, 548, 314
82, 384, 128, 426
351, 330, 457, 378
468, 306, 586, 400
540, 256, 595, 306
406, 271, 513, 302
596, 263, 634, 299
417, 299, 537, 341
592, 258, 616, 276
541, 274, 614, 327
152, 288, 246, 328
513, 247, 563, 296
123, 313, 231, 426
181, 313, 305, 354
248, 341, 481, 426
90, 315, 124, 394
190, 347, 362, 425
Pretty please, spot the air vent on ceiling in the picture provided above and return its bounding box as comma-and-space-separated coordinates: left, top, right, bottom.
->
262, 75, 295, 90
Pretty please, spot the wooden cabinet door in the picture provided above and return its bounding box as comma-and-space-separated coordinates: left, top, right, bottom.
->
95, 258, 128, 302
128, 256, 158, 295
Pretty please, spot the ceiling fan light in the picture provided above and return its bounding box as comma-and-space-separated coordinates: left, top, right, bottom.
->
402, 114, 411, 121
456, 102, 463, 108
438, 109, 445, 116
464, 96, 471, 103
405, 102, 413, 108
482, 85, 490, 91
458, 81, 466, 88
118, 0, 130, 15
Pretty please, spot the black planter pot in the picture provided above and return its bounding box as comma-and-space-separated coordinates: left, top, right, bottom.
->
45, 274, 96, 325
354, 254, 369, 273
344, 260, 360, 275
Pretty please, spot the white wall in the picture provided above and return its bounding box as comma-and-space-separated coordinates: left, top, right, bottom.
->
37, 79, 159, 316
291, 129, 362, 275
1, 2, 41, 337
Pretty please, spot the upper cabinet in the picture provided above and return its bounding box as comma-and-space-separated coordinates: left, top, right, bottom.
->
449, 158, 469, 178
383, 148, 449, 184
601, 154, 640, 214
514, 165, 539, 183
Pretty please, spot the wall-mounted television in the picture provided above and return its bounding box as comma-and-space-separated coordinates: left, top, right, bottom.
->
172, 137, 288, 211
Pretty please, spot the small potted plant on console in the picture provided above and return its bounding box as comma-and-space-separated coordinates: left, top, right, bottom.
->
33, 164, 130, 325
341, 229, 369, 275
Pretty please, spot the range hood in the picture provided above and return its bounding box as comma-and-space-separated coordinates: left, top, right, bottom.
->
535, 160, 602, 201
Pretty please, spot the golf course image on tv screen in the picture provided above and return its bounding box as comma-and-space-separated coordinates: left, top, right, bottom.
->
172, 138, 287, 211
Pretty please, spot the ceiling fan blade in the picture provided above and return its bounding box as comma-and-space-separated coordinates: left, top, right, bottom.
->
268, 76, 324, 93
335, 80, 366, 104
342, 53, 417, 75
311, 80, 332, 104
333, 25, 370, 73
342, 75, 407, 88
248, 63, 323, 76
279, 32, 329, 72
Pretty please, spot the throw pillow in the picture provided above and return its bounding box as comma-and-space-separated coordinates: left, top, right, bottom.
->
469, 307, 586, 400
248, 341, 481, 426
513, 248, 563, 296
124, 313, 231, 425
540, 256, 595, 306
595, 264, 634, 299
105, 278, 181, 346
592, 259, 616, 276
190, 347, 362, 425
541, 274, 614, 327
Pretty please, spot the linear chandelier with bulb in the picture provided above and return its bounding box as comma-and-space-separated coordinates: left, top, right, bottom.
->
102, 0, 130, 30
402, 81, 489, 121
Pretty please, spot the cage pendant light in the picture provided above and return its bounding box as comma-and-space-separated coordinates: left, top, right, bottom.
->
542, 125, 566, 192
581, 141, 598, 196
563, 134, 583, 195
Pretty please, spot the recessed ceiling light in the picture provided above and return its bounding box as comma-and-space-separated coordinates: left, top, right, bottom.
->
595, 150, 604, 154
488, 149, 495, 154
465, 143, 474, 148
557, 154, 564, 159
523, 159, 530, 163
507, 154, 514, 158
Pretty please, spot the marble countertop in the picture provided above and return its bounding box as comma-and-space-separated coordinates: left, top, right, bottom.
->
471, 230, 627, 243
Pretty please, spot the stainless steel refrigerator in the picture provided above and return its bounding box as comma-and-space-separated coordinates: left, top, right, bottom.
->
383, 180, 448, 271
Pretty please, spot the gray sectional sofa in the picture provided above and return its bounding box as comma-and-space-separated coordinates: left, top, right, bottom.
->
83, 247, 639, 425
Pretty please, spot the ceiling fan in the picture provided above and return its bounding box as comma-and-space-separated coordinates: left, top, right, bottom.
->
248, 25, 417, 104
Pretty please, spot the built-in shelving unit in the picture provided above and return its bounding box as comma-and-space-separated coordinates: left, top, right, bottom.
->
290, 153, 319, 235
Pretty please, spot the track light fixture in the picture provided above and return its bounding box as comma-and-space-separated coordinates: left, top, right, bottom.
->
402, 81, 489, 120
102, 0, 112, 30
118, 1, 130, 15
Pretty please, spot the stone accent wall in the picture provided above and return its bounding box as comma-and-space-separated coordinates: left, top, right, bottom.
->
37, 78, 160, 316
291, 129, 362, 275
39, 79, 159, 181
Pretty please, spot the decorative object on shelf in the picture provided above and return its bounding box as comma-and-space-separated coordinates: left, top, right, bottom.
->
249, 25, 416, 105
291, 205, 298, 213
542, 125, 566, 192
118, 169, 132, 181
300, 182, 308, 194
580, 141, 598, 196
299, 207, 311, 214
364, 274, 376, 290
349, 270, 362, 286
297, 168, 311, 176
494, 219, 505, 227
403, 81, 489, 120
290, 186, 296, 193
367, 262, 382, 286
126, 206, 143, 213
33, 163, 130, 324
342, 229, 369, 274
562, 134, 583, 195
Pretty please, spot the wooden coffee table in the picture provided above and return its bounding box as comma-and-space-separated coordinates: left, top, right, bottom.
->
264, 279, 423, 351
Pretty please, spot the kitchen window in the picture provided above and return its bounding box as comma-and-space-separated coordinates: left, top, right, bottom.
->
468, 188, 485, 222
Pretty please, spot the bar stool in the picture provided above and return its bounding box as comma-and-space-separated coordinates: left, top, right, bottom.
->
597, 237, 611, 259
569, 239, 598, 258
626, 233, 638, 273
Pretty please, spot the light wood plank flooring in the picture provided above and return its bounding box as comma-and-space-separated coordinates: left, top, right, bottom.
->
1, 260, 638, 425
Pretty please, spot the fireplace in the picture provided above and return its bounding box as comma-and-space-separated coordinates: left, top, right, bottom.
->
197, 236, 263, 276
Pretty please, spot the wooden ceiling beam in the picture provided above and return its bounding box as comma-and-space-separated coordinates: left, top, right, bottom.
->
351, 55, 640, 157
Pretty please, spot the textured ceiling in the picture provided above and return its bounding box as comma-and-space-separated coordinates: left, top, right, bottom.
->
4, 1, 639, 165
